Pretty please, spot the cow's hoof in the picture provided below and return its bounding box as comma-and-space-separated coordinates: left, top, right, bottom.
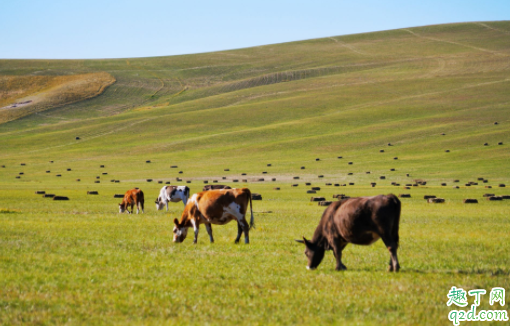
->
335, 265, 347, 271
234, 240, 240, 244
388, 265, 400, 272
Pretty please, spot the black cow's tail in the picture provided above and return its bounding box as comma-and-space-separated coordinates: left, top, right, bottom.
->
390, 194, 401, 247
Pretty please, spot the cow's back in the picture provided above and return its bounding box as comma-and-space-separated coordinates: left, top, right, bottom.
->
125, 188, 144, 204
331, 194, 400, 243
192, 188, 251, 218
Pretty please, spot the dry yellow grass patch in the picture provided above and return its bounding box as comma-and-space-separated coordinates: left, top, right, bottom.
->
0, 72, 115, 123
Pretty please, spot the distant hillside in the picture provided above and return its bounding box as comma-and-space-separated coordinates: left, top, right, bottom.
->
0, 72, 115, 123
0, 21, 509, 183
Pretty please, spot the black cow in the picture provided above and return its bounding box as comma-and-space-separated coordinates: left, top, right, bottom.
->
296, 194, 401, 272
202, 184, 232, 191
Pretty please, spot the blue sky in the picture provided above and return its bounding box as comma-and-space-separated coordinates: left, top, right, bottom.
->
1, 0, 508, 59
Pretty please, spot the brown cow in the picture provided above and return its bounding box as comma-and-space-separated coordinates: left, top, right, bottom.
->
296, 194, 401, 272
203, 184, 232, 191
173, 188, 254, 244
119, 188, 145, 214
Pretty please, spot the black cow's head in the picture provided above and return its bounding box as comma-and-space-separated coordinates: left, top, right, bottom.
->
296, 237, 325, 270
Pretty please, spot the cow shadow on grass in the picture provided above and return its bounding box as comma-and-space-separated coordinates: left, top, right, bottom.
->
398, 268, 509, 276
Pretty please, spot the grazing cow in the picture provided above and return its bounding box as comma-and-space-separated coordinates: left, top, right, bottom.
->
119, 188, 145, 214
203, 184, 232, 191
296, 194, 401, 272
155, 185, 190, 211
173, 188, 254, 244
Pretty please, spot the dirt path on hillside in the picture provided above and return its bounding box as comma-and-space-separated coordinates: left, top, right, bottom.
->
477, 22, 510, 35
402, 28, 509, 57
329, 37, 370, 56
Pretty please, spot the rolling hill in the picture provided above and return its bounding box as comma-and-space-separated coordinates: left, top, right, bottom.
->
1, 21, 510, 184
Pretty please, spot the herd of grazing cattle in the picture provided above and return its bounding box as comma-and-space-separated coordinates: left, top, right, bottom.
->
118, 184, 401, 272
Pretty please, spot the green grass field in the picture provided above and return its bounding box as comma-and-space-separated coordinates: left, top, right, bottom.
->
1, 21, 510, 325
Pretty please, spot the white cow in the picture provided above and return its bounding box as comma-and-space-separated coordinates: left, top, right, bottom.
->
155, 185, 190, 211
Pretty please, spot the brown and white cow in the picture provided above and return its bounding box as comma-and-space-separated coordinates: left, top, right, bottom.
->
203, 184, 232, 191
155, 185, 190, 211
173, 188, 254, 244
296, 194, 401, 272
119, 188, 145, 214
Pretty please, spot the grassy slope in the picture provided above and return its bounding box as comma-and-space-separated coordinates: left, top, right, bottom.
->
0, 22, 510, 325
0, 22, 509, 183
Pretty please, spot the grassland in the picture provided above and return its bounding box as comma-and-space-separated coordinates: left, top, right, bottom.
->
1, 21, 510, 325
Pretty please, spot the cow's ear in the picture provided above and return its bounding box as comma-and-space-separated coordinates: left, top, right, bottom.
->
295, 239, 305, 244
173, 218, 179, 226
303, 237, 315, 250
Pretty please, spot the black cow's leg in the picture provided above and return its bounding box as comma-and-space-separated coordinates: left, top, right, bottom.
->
205, 223, 214, 243
381, 236, 400, 272
234, 222, 243, 244
332, 241, 348, 271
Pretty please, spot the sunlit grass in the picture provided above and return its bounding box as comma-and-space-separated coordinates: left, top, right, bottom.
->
0, 183, 509, 325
